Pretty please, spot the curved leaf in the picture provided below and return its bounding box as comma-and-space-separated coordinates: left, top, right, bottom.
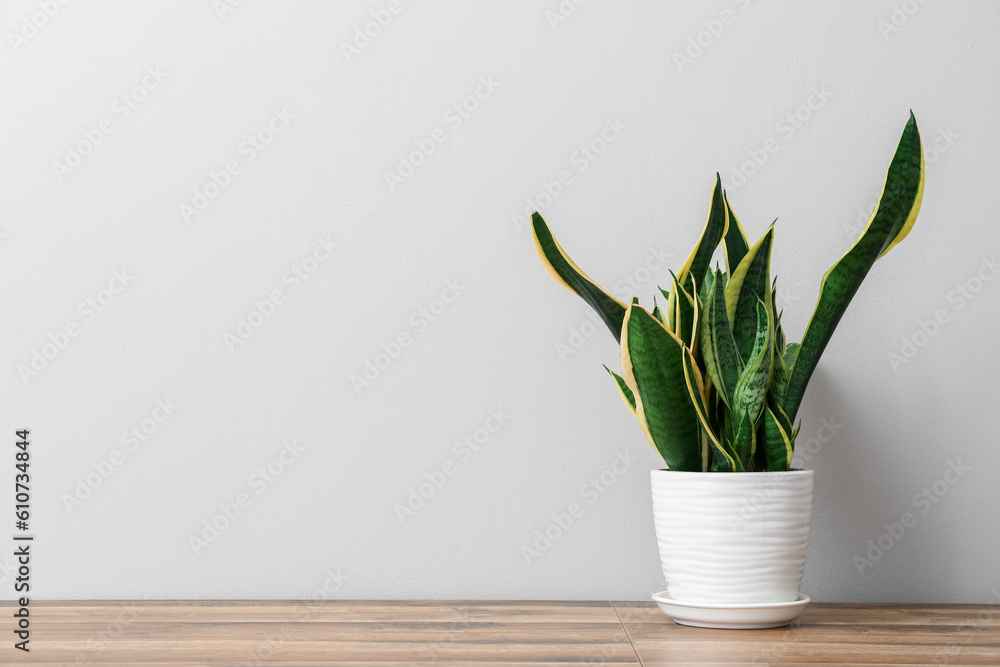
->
531, 212, 628, 342
783, 113, 924, 420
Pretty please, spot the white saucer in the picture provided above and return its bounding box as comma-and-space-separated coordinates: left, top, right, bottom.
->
651, 591, 810, 629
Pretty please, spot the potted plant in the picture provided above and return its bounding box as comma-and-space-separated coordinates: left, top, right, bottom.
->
530, 113, 924, 628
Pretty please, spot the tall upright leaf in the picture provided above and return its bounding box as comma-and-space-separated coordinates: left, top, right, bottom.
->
723, 192, 750, 276
699, 269, 742, 408
676, 174, 729, 291
725, 227, 775, 361
771, 277, 785, 352
531, 212, 628, 342
783, 113, 924, 420
669, 272, 699, 350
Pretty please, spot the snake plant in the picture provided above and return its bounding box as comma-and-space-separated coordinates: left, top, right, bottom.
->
532, 113, 924, 471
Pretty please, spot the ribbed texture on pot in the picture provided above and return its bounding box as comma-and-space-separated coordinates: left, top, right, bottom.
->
651, 469, 813, 604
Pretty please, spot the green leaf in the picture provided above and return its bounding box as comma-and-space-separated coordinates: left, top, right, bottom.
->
531, 212, 628, 342
677, 174, 729, 290
725, 227, 775, 361
783, 342, 801, 369
733, 300, 773, 425
732, 413, 755, 470
723, 192, 750, 276
771, 400, 793, 436
681, 347, 742, 472
699, 268, 716, 303
783, 113, 925, 420
763, 405, 794, 471
620, 305, 703, 471
770, 348, 790, 408
604, 365, 636, 417
771, 277, 785, 354
770, 304, 789, 407
651, 294, 667, 326
699, 269, 742, 408
669, 272, 697, 348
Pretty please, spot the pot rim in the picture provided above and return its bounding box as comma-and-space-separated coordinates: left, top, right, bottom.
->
650, 467, 812, 476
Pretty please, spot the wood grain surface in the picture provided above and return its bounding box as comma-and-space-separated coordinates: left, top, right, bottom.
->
1, 600, 998, 665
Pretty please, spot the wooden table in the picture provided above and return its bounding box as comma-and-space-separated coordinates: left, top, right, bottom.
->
3, 600, 998, 665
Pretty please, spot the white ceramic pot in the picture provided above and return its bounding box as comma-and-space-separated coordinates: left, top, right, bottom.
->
650, 469, 813, 605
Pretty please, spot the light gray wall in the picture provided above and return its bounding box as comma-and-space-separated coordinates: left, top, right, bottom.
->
2, 0, 997, 602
